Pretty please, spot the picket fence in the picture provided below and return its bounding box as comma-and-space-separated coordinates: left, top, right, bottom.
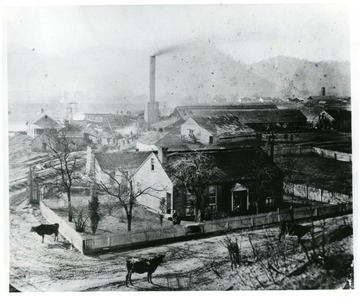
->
40, 201, 352, 255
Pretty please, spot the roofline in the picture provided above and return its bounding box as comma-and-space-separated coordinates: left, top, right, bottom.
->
175, 103, 277, 109
95, 151, 155, 176
166, 146, 263, 155
132, 151, 157, 176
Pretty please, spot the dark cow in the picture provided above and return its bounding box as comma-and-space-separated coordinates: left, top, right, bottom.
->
278, 222, 312, 243
30, 223, 59, 243
125, 254, 165, 286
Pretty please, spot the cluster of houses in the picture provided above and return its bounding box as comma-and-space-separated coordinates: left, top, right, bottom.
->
27, 88, 351, 221
26, 108, 138, 152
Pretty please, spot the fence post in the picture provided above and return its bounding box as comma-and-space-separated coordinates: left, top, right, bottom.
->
277, 208, 280, 223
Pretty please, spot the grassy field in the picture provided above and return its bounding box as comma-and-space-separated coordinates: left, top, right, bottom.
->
43, 195, 174, 237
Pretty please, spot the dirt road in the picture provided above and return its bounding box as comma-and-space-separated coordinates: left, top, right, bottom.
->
10, 197, 353, 291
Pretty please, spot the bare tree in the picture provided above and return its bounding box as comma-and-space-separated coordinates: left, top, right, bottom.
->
94, 157, 164, 231
251, 151, 283, 214
43, 131, 84, 222
167, 152, 220, 222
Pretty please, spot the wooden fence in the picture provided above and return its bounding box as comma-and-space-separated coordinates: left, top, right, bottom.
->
40, 201, 85, 253
284, 182, 351, 204
313, 146, 352, 162
40, 201, 352, 255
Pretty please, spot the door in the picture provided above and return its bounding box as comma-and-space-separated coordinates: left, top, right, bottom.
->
209, 136, 214, 144
233, 190, 248, 213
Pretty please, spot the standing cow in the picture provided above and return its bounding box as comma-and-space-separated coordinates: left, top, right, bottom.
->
125, 254, 165, 286
278, 222, 312, 243
30, 223, 59, 243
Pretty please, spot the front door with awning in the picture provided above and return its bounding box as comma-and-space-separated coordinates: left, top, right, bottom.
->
231, 183, 249, 213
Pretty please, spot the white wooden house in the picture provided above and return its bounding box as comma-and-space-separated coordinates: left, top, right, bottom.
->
27, 110, 61, 139
86, 147, 173, 214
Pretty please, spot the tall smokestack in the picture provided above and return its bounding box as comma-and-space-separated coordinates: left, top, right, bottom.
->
145, 55, 160, 124
150, 56, 156, 103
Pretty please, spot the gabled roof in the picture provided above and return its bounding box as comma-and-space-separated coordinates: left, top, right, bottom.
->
188, 115, 255, 136
173, 104, 278, 120
155, 133, 186, 149
151, 116, 184, 130
95, 151, 153, 172
191, 109, 307, 124
308, 96, 337, 101
137, 131, 169, 145
137, 131, 187, 149
60, 124, 83, 138
31, 114, 62, 129
84, 113, 130, 131
164, 148, 282, 185
324, 109, 351, 122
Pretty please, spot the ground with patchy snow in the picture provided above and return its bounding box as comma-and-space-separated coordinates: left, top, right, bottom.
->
8, 133, 354, 291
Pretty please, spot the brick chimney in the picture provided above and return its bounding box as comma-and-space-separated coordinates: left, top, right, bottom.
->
158, 147, 168, 164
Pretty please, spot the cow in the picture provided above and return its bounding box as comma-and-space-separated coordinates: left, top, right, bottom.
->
30, 223, 59, 243
125, 254, 165, 286
278, 222, 312, 243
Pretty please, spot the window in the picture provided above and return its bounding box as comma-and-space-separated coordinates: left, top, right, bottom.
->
265, 198, 274, 206
209, 186, 217, 205
188, 129, 194, 135
209, 136, 214, 144
185, 191, 195, 216
186, 207, 195, 216
151, 158, 155, 171
137, 182, 141, 192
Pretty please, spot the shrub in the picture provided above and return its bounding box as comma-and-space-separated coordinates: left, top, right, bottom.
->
89, 189, 101, 235
73, 208, 89, 232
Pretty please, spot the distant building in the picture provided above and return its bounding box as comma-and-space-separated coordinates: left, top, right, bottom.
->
315, 109, 351, 131
84, 113, 129, 131
26, 109, 61, 139
31, 123, 90, 152
180, 109, 307, 133
181, 115, 255, 145
150, 103, 279, 133
136, 131, 187, 151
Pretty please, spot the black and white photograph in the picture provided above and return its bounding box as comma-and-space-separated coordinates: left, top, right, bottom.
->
2, 1, 358, 293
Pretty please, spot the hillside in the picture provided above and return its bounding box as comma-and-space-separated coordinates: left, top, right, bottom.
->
7, 42, 351, 104
249, 56, 350, 98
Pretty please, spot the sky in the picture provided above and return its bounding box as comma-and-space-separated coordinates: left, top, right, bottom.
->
6, 4, 350, 64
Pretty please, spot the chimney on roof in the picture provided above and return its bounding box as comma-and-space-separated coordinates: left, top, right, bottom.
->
321, 87, 326, 96
158, 147, 168, 164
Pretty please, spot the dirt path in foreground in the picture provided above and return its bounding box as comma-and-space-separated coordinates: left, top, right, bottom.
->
10, 199, 353, 291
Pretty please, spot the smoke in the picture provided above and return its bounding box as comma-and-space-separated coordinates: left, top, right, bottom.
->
153, 45, 180, 56
153, 41, 193, 56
